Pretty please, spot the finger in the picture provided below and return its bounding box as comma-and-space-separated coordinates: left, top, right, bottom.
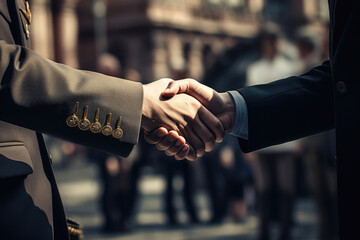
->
184, 124, 206, 157
156, 131, 182, 151
144, 127, 168, 144
162, 78, 198, 97
192, 114, 217, 153
162, 79, 213, 108
164, 135, 187, 156
174, 144, 190, 160
198, 106, 225, 143
161, 80, 186, 97
178, 125, 198, 160
185, 144, 197, 161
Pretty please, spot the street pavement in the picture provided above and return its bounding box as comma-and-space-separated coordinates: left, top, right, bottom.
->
54, 160, 319, 240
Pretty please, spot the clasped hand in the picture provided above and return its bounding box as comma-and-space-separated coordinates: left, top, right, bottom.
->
141, 78, 235, 160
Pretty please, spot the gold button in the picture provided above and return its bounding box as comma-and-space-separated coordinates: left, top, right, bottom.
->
66, 115, 79, 128
78, 106, 90, 131
102, 125, 112, 136
66, 102, 80, 127
90, 122, 101, 133
112, 117, 124, 139
90, 109, 102, 133
112, 128, 123, 139
102, 113, 112, 136
79, 119, 90, 130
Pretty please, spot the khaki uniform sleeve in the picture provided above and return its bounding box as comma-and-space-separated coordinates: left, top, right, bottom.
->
0, 40, 143, 157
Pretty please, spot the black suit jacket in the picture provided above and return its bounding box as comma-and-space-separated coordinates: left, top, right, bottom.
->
237, 0, 359, 238
0, 0, 143, 239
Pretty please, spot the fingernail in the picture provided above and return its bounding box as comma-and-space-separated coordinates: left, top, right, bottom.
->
157, 131, 166, 138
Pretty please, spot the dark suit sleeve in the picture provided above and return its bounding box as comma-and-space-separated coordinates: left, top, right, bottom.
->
0, 40, 143, 157
237, 61, 334, 152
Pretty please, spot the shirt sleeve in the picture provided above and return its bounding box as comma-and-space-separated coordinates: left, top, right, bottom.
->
227, 90, 248, 139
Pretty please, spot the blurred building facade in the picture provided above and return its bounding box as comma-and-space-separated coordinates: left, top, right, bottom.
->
29, 0, 328, 82
75, 0, 263, 82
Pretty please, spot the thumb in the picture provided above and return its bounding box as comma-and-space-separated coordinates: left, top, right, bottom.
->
161, 79, 193, 98
162, 79, 214, 108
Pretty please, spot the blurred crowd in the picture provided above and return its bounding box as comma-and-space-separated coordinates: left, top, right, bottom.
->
46, 20, 338, 240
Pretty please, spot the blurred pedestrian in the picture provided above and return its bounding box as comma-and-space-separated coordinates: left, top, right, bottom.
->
161, 154, 199, 225
88, 53, 141, 233
295, 24, 339, 240
218, 136, 250, 223
245, 23, 299, 240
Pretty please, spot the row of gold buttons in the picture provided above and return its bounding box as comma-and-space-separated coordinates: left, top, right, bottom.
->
66, 102, 123, 139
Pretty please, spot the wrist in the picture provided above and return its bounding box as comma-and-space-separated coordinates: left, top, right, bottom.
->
219, 92, 236, 132
141, 85, 154, 131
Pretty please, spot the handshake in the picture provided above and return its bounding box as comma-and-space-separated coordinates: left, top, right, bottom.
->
141, 78, 236, 161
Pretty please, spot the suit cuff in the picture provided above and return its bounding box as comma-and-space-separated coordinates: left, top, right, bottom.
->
227, 91, 248, 139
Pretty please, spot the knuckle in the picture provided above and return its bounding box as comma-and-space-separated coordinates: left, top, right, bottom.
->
168, 81, 175, 87
206, 144, 215, 153
197, 148, 205, 156
216, 120, 223, 130
205, 134, 215, 144
188, 78, 197, 84
148, 138, 160, 145
195, 141, 205, 149
207, 139, 216, 148
165, 150, 174, 156
156, 144, 167, 151
216, 123, 225, 138
196, 146, 205, 156
168, 147, 178, 155
172, 146, 183, 154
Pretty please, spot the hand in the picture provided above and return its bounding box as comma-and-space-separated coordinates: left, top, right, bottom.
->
161, 78, 236, 132
141, 78, 224, 160
144, 127, 190, 160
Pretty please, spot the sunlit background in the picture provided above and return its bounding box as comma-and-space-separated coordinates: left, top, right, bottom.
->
29, 0, 337, 239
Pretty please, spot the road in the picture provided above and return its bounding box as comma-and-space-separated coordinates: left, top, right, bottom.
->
54, 160, 318, 240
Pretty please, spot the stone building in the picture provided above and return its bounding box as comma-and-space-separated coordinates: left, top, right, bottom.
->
29, 0, 329, 82
75, 0, 262, 82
